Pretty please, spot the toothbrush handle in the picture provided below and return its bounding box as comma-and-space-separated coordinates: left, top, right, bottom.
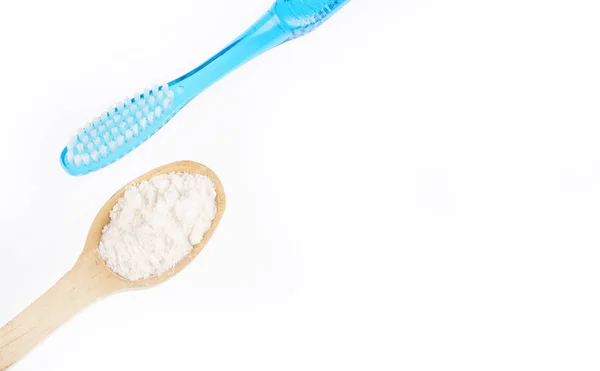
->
172, 9, 289, 103
171, 0, 351, 104
273, 0, 352, 37
0, 252, 122, 370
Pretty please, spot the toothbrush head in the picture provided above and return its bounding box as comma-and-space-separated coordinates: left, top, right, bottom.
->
60, 84, 180, 176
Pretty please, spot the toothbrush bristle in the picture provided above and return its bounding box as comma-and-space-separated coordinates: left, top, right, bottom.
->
61, 83, 180, 175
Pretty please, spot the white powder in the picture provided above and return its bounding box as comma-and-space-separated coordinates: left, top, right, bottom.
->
98, 172, 218, 281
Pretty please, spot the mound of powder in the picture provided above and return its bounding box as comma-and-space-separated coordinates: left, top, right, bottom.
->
98, 172, 217, 281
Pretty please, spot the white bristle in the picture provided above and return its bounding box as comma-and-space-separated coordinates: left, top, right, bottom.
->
113, 115, 121, 123
130, 104, 138, 112
162, 99, 170, 109
81, 136, 89, 144
111, 127, 119, 136
144, 88, 151, 97
124, 97, 131, 106
90, 130, 97, 138
77, 128, 85, 139
108, 141, 117, 152
123, 109, 130, 116
87, 142, 94, 151
74, 155, 82, 168
94, 137, 101, 147
125, 130, 133, 140
91, 151, 99, 162
99, 125, 106, 133
155, 106, 162, 118
67, 136, 77, 149
104, 133, 110, 142
117, 136, 125, 147
100, 146, 108, 157
147, 112, 154, 125
151, 84, 159, 93
119, 122, 126, 130
66, 150, 74, 164
148, 96, 156, 106
84, 123, 93, 133
135, 111, 142, 119
82, 154, 90, 166
157, 91, 164, 100
93, 117, 102, 127
127, 117, 134, 125
77, 143, 84, 153
132, 124, 139, 136
106, 120, 113, 127
167, 90, 175, 100
161, 84, 169, 92
140, 118, 147, 130
142, 106, 150, 114
134, 92, 142, 101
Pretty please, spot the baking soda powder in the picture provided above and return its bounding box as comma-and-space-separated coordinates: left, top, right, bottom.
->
98, 172, 217, 281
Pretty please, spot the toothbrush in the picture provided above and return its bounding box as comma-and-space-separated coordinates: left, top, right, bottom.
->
60, 0, 351, 176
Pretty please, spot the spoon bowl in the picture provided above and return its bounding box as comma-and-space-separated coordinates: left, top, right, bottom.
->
0, 161, 226, 370
82, 160, 226, 288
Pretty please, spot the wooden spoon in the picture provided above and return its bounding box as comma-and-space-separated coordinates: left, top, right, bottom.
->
0, 161, 226, 370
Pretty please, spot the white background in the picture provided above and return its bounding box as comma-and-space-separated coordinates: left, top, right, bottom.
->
0, 0, 600, 369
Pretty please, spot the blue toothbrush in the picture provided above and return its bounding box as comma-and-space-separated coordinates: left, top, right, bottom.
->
60, 0, 351, 175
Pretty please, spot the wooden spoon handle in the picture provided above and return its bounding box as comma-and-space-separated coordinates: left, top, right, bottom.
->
0, 252, 121, 370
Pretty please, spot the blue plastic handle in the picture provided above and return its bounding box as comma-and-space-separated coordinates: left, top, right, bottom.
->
171, 0, 351, 106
